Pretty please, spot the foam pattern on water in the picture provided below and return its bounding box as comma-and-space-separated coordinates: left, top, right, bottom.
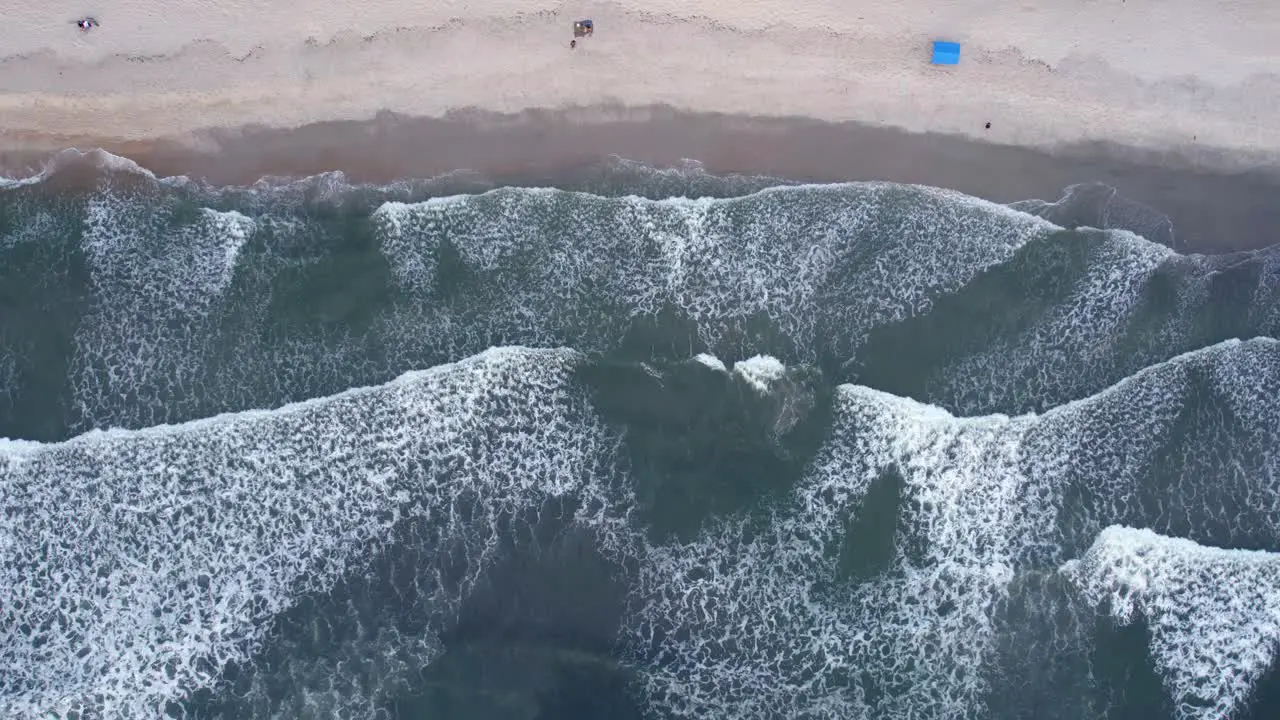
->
1010, 182, 1177, 248
0, 353, 15, 412
1027, 337, 1280, 557
5, 163, 1280, 718
4, 178, 1054, 439
12, 174, 1276, 440
930, 232, 1174, 408
628, 374, 1056, 717
376, 184, 1049, 358
626, 338, 1280, 719
200, 597, 449, 720
628, 515, 870, 718
815, 389, 1039, 718
623, 361, 1033, 716
1062, 526, 1280, 720
855, 232, 1280, 416
69, 193, 255, 430
0, 347, 630, 718
732, 354, 788, 395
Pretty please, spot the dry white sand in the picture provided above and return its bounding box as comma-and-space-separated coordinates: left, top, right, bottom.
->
0, 0, 1277, 169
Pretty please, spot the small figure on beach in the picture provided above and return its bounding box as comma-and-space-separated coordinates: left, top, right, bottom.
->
571, 40, 577, 49
985, 122, 991, 129
75, 17, 99, 32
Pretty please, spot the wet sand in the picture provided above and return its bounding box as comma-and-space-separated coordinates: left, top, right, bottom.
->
4, 3, 1278, 252
4, 105, 1278, 253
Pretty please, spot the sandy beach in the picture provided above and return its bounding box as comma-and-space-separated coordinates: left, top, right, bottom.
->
1, 0, 1278, 163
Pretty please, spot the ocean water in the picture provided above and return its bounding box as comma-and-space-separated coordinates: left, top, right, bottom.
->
1, 151, 1278, 720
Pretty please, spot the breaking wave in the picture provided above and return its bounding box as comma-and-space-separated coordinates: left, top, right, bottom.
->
1, 348, 632, 718
626, 338, 1280, 720
4, 159, 1276, 442
1063, 526, 1280, 720
2, 153, 1278, 719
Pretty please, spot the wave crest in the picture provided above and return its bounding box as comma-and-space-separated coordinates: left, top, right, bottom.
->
1063, 526, 1280, 720
0, 347, 633, 718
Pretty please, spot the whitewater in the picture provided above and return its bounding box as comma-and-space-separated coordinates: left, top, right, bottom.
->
1, 154, 1278, 719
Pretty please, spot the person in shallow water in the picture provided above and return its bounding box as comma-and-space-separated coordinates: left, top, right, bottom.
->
75, 17, 99, 31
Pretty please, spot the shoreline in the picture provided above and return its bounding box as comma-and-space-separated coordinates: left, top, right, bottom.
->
3, 105, 1279, 253
2, 1, 1278, 251
2, 2, 1278, 172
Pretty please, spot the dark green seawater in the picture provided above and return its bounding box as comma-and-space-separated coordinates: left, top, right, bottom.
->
2, 152, 1279, 720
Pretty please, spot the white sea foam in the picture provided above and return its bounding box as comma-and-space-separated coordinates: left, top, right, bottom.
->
1062, 526, 1280, 720
0, 347, 631, 719
81, 198, 252, 303
0, 352, 15, 413
732, 355, 786, 394
1026, 336, 1280, 560
867, 227, 1280, 416
374, 200, 435, 290
370, 180, 1280, 424
693, 352, 728, 372
22, 178, 1265, 438
68, 196, 257, 430
0, 148, 158, 188
630, 517, 871, 718
0, 438, 40, 457
935, 232, 1175, 408
0, 207, 62, 252
373, 183, 1052, 359
36, 180, 1054, 433
627, 337, 1280, 719
629, 378, 1040, 718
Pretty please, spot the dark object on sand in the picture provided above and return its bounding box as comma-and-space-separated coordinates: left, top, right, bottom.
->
571, 40, 577, 49
75, 17, 99, 31
574, 19, 594, 38
985, 122, 991, 129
